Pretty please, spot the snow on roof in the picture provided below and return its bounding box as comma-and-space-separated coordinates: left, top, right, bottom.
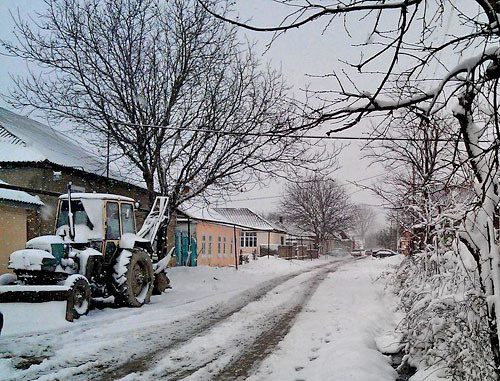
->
0, 180, 44, 207
178, 206, 243, 228
59, 193, 135, 202
179, 206, 283, 232
214, 208, 284, 232
0, 107, 107, 177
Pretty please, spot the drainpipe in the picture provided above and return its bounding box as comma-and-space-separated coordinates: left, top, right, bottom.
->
233, 225, 238, 270
187, 218, 191, 266
267, 231, 270, 259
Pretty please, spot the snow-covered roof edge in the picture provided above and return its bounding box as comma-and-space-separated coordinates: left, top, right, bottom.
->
0, 180, 45, 207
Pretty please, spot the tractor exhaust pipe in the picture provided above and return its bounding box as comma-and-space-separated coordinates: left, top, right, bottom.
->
67, 182, 75, 241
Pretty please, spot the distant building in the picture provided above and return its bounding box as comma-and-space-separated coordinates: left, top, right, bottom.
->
324, 231, 356, 255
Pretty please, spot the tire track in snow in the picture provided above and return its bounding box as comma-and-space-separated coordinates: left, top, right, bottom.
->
79, 260, 351, 381
123, 260, 351, 380
214, 265, 336, 380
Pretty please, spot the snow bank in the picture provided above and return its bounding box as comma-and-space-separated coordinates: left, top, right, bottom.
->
0, 301, 71, 336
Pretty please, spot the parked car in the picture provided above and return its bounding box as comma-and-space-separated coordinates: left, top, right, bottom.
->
364, 249, 373, 256
351, 249, 363, 257
372, 249, 398, 258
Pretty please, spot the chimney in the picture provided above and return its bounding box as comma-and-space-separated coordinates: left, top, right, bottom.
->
279, 216, 283, 223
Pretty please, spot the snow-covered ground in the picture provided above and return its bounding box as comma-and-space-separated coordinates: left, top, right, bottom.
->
248, 256, 402, 381
0, 255, 402, 380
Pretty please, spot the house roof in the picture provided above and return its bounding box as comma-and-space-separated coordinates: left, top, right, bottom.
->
0, 107, 109, 178
0, 180, 44, 207
213, 208, 285, 232
178, 206, 240, 228
178, 206, 285, 232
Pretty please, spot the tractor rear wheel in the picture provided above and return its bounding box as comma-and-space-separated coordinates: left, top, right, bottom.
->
65, 275, 91, 321
113, 249, 154, 307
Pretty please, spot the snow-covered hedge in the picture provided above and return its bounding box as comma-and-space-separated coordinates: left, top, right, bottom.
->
394, 236, 496, 379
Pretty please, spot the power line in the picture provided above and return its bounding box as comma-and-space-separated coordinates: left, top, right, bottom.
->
114, 120, 463, 142
227, 172, 385, 202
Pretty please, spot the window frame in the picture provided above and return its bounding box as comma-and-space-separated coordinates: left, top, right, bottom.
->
240, 231, 257, 248
105, 201, 121, 240
120, 202, 136, 235
201, 235, 207, 257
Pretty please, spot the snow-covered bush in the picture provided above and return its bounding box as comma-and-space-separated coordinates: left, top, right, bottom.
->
394, 230, 497, 379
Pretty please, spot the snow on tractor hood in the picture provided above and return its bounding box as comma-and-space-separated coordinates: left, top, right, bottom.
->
26, 235, 65, 252
8, 249, 56, 271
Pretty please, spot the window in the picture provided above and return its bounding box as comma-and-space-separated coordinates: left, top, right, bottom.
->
218, 236, 222, 257
202, 235, 207, 257
121, 203, 135, 234
56, 200, 93, 231
208, 235, 213, 257
240, 231, 257, 247
280, 236, 284, 245
230, 237, 233, 255
106, 202, 120, 240
223, 236, 227, 257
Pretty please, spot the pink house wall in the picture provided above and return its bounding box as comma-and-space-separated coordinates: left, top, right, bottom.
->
195, 221, 241, 267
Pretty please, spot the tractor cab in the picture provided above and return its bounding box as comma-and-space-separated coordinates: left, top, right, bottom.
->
55, 193, 142, 263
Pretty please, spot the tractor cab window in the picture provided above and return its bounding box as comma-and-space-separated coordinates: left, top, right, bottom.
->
121, 203, 136, 234
106, 202, 121, 240
57, 200, 94, 230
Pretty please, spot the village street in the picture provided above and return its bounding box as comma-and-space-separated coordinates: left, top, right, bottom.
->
0, 256, 400, 381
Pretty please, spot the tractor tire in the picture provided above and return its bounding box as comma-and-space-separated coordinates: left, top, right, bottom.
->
65, 275, 91, 322
113, 249, 154, 307
153, 271, 170, 295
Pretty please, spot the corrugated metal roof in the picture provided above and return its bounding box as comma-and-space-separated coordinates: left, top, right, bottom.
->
179, 206, 286, 232
214, 208, 284, 232
0, 126, 24, 145
0, 108, 108, 177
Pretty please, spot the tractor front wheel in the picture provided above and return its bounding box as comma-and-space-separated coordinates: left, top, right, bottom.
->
65, 275, 91, 321
113, 250, 154, 307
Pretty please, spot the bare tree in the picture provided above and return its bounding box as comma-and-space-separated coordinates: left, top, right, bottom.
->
201, 0, 500, 373
352, 205, 376, 248
279, 176, 354, 250
1, 0, 334, 215
365, 112, 463, 250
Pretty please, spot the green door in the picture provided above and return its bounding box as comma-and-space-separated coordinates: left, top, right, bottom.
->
175, 231, 197, 266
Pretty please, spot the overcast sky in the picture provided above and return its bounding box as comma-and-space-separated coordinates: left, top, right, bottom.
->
0, 0, 387, 225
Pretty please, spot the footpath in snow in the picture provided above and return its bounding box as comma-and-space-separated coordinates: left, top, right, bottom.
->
0, 255, 402, 380
248, 256, 402, 381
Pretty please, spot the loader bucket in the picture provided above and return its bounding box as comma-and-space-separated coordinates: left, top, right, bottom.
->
0, 285, 76, 322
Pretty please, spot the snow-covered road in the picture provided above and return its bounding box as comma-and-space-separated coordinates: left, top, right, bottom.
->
0, 256, 401, 381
